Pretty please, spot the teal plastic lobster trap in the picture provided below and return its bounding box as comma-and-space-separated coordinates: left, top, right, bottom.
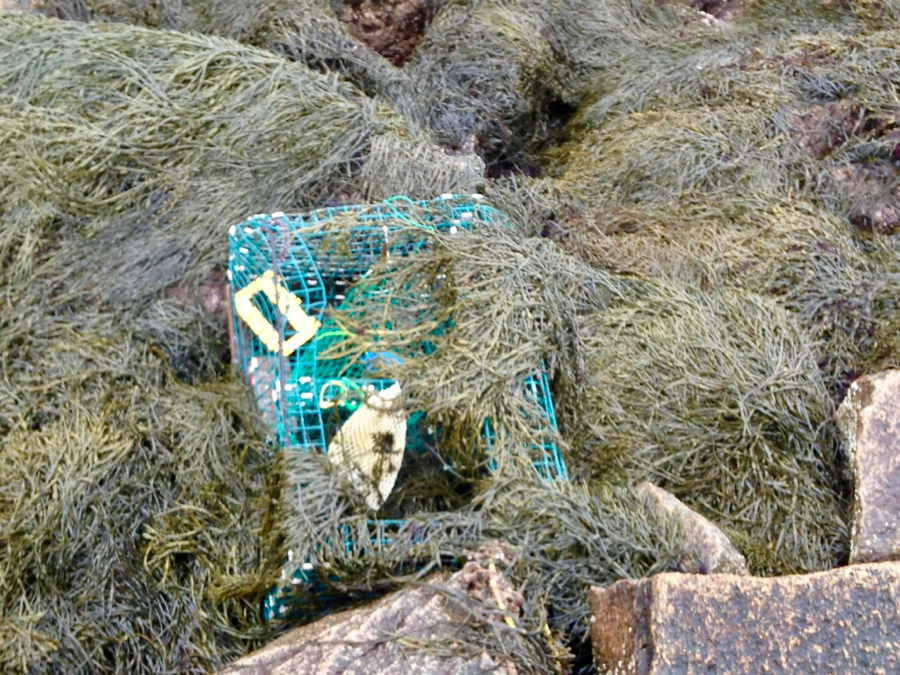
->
227, 194, 568, 620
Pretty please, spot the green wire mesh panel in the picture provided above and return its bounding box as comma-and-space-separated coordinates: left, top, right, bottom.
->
261, 519, 412, 622
227, 194, 568, 621
485, 369, 569, 482
229, 195, 500, 454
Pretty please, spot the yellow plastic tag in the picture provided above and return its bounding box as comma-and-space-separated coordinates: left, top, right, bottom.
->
234, 271, 320, 356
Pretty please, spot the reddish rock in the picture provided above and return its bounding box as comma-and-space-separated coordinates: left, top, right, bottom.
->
836, 370, 900, 564
589, 562, 900, 675
590, 578, 638, 675
338, 0, 426, 66
218, 561, 523, 675
637, 482, 748, 575
166, 269, 230, 322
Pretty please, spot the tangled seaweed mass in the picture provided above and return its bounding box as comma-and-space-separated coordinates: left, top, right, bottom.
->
1, 1, 899, 673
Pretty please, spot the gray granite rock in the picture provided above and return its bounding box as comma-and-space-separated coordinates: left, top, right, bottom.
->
836, 369, 900, 564
218, 562, 522, 675
589, 562, 900, 675
637, 481, 748, 575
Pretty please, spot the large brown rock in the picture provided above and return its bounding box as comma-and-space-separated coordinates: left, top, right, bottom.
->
637, 482, 748, 575
219, 561, 522, 675
836, 369, 900, 564
589, 562, 900, 675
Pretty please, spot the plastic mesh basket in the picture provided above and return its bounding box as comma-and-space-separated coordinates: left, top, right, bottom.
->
227, 194, 568, 619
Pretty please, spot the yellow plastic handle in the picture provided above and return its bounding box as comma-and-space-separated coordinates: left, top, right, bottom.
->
234, 271, 321, 356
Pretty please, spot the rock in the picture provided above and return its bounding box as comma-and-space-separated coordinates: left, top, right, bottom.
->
789, 102, 900, 235
589, 562, 900, 675
167, 269, 231, 322
218, 561, 523, 675
338, 0, 426, 67
589, 578, 639, 675
836, 369, 900, 564
637, 481, 748, 575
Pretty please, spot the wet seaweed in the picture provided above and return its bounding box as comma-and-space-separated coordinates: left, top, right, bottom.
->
0, 326, 285, 674
2, 3, 899, 674
565, 284, 846, 575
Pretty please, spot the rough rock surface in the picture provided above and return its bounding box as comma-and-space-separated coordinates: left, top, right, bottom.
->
589, 562, 900, 675
167, 268, 230, 322
637, 482, 748, 575
338, 0, 426, 66
790, 104, 900, 235
836, 369, 900, 564
218, 561, 522, 675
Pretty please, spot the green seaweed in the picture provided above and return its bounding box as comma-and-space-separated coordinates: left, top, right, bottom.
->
3, 3, 899, 673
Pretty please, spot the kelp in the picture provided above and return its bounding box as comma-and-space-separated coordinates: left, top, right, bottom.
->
268, 220, 843, 665
35, 0, 401, 87
278, 456, 686, 671
0, 326, 284, 674
559, 198, 892, 398
564, 284, 845, 575
27, 0, 713, 177
0, 13, 474, 674
395, 0, 564, 172
3, 3, 899, 674
554, 106, 797, 209
546, 23, 900, 399
0, 13, 478, 302
323, 223, 628, 430
31, 0, 673, 174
